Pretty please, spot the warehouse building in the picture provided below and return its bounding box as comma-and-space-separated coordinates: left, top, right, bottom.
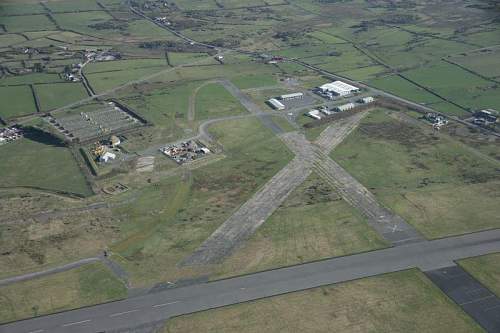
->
317, 81, 360, 98
267, 98, 285, 110
335, 102, 356, 112
307, 109, 322, 120
280, 92, 304, 101
360, 96, 375, 104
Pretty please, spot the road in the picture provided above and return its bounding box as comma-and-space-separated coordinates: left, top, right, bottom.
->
2, 229, 500, 333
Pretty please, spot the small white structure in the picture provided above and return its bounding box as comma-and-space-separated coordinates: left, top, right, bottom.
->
317, 81, 360, 98
99, 152, 116, 163
335, 103, 356, 112
307, 110, 322, 120
360, 96, 375, 104
268, 98, 285, 110
319, 106, 335, 116
280, 92, 304, 101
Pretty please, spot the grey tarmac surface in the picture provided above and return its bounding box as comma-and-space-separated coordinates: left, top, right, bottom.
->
425, 265, 500, 333
2, 229, 500, 333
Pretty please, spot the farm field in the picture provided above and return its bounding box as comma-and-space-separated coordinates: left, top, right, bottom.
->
0, 137, 92, 196
330, 109, 500, 239
34, 82, 88, 111
0, 86, 37, 119
165, 269, 482, 333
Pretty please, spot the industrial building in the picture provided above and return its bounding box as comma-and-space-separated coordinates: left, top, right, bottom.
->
360, 96, 375, 104
335, 103, 356, 112
317, 81, 360, 99
306, 109, 322, 120
267, 98, 285, 110
280, 92, 304, 101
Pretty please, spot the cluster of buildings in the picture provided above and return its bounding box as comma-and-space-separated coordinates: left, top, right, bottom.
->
267, 92, 304, 110
424, 113, 448, 129
160, 140, 210, 164
0, 127, 23, 145
91, 135, 122, 163
472, 109, 498, 127
85, 50, 120, 62
306, 96, 375, 120
315, 81, 360, 99
154, 16, 172, 25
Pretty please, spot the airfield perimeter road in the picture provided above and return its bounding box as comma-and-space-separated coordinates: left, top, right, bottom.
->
2, 229, 500, 333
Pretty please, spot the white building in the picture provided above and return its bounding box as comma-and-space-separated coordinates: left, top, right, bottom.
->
317, 81, 360, 98
268, 98, 285, 110
99, 151, 116, 163
280, 92, 303, 101
360, 96, 375, 104
307, 109, 322, 120
335, 103, 356, 112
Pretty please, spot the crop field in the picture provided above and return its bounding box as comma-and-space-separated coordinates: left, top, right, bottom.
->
0, 137, 92, 196
34, 82, 89, 112
0, 262, 126, 324
0, 86, 37, 119
331, 109, 500, 239
165, 269, 482, 333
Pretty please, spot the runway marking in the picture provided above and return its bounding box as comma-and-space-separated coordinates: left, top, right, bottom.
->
109, 309, 139, 317
28, 330, 44, 333
62, 319, 91, 327
152, 301, 179, 308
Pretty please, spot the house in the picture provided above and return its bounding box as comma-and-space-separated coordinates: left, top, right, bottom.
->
474, 109, 498, 123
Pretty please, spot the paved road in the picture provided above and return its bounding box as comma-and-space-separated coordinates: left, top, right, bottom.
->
0, 257, 101, 288
2, 229, 500, 333
426, 265, 500, 332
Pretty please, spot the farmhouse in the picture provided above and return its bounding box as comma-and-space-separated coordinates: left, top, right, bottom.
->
280, 92, 304, 101
268, 98, 285, 110
317, 81, 359, 99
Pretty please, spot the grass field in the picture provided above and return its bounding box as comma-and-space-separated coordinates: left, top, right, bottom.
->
214, 173, 387, 278
86, 66, 166, 93
0, 86, 37, 119
1, 15, 55, 33
195, 82, 246, 120
84, 59, 167, 74
0, 262, 126, 324
108, 117, 293, 287
459, 253, 500, 297
34, 82, 88, 111
330, 109, 500, 238
165, 269, 482, 333
0, 138, 92, 196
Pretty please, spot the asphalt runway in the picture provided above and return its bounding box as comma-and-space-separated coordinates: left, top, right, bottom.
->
426, 265, 500, 332
2, 229, 500, 333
